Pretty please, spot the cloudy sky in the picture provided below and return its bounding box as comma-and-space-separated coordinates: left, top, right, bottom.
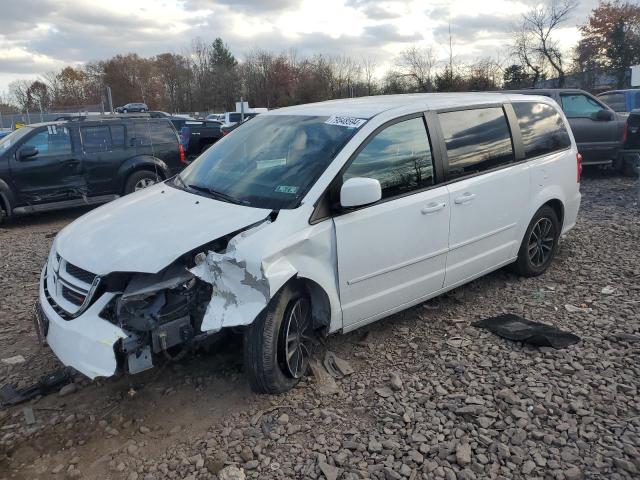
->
0, 0, 599, 92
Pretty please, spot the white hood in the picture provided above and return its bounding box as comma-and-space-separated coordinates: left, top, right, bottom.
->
55, 184, 271, 275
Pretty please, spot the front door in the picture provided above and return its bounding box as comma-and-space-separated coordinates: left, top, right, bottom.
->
560, 93, 618, 163
9, 125, 85, 205
333, 116, 450, 329
437, 106, 530, 287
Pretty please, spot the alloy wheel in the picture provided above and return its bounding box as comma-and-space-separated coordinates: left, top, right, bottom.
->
528, 217, 555, 267
134, 178, 156, 191
281, 297, 314, 379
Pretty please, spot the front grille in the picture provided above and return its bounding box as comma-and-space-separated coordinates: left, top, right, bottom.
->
61, 285, 86, 306
66, 262, 96, 285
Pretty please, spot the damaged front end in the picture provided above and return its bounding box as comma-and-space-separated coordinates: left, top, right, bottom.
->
40, 219, 276, 379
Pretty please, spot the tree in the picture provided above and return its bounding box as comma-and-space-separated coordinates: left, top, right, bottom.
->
520, 0, 577, 87
26, 80, 50, 111
395, 46, 437, 92
577, 1, 640, 88
8, 80, 30, 110
503, 64, 533, 88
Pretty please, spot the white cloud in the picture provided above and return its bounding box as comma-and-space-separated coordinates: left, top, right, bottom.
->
0, 0, 599, 91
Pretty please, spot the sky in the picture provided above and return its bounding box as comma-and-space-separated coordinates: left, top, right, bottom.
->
0, 0, 600, 92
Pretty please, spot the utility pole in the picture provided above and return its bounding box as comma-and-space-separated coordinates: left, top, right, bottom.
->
106, 86, 114, 113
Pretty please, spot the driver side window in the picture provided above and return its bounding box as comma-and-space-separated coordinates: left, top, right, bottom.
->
560, 94, 603, 118
23, 127, 72, 157
343, 117, 434, 200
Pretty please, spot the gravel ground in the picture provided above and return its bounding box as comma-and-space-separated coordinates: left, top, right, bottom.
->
0, 170, 638, 480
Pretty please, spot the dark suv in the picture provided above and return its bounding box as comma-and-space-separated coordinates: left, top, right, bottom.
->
0, 117, 186, 221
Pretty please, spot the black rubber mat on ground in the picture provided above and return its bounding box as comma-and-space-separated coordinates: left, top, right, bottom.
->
473, 314, 580, 349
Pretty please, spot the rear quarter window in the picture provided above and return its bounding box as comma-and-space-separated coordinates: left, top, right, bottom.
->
438, 107, 515, 180
512, 102, 571, 159
135, 121, 177, 146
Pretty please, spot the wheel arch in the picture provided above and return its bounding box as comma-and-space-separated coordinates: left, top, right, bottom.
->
543, 198, 564, 229
117, 156, 170, 193
0, 178, 15, 217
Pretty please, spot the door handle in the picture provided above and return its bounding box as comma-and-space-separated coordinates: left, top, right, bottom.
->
454, 192, 476, 205
421, 202, 446, 215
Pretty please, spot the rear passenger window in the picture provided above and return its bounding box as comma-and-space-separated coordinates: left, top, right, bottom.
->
439, 108, 514, 180
344, 117, 434, 200
110, 125, 125, 146
150, 122, 177, 144
512, 102, 571, 159
598, 93, 626, 112
81, 126, 111, 152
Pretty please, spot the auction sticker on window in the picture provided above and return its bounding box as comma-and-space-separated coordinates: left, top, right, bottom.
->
325, 116, 367, 129
275, 185, 299, 194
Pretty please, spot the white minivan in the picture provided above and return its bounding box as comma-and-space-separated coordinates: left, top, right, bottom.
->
37, 93, 581, 393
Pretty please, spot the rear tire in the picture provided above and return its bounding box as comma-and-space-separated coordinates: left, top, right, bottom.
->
124, 170, 161, 195
513, 205, 560, 277
244, 282, 317, 394
622, 158, 640, 178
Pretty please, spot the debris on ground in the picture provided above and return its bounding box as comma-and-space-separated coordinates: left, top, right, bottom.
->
473, 313, 580, 348
564, 303, 593, 313
322, 351, 354, 379
309, 358, 339, 395
0, 368, 71, 406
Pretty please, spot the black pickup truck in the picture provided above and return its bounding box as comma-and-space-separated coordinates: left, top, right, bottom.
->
168, 117, 223, 159
0, 117, 185, 221
505, 88, 637, 176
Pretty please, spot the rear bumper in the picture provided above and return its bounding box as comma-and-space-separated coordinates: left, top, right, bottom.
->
562, 191, 581, 235
39, 266, 127, 379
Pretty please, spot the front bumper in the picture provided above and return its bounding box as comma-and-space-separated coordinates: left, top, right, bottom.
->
39, 266, 128, 379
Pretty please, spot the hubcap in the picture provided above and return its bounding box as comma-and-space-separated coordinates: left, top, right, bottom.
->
528, 217, 555, 267
135, 177, 156, 191
281, 297, 313, 379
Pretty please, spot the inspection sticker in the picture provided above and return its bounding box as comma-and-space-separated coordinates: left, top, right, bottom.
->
325, 116, 367, 129
275, 185, 299, 194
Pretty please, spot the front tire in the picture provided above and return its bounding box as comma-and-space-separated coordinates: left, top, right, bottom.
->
622, 157, 640, 178
514, 205, 560, 277
244, 282, 317, 394
124, 170, 161, 195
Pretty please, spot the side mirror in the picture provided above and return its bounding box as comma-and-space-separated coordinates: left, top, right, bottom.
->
592, 109, 614, 121
18, 146, 38, 160
340, 177, 382, 208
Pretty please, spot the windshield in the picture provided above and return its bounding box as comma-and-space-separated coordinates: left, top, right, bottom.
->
175, 114, 364, 209
0, 127, 33, 151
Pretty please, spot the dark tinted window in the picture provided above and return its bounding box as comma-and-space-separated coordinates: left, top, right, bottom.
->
560, 94, 603, 117
344, 117, 434, 199
512, 102, 571, 158
81, 126, 111, 151
439, 108, 514, 179
110, 125, 125, 146
149, 122, 177, 144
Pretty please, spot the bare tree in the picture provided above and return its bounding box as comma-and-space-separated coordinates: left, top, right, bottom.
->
8, 80, 30, 111
361, 55, 378, 96
396, 46, 437, 92
521, 0, 578, 87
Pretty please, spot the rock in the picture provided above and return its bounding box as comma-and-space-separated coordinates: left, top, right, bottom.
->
139, 426, 150, 434
59, 383, 77, 397
318, 461, 340, 480
456, 442, 472, 466
205, 453, 227, 474
368, 439, 383, 453
522, 460, 536, 475
52, 464, 65, 474
244, 460, 259, 470
564, 466, 583, 480
375, 386, 394, 398
383, 467, 402, 480
390, 372, 403, 391
277, 413, 289, 425
218, 465, 246, 480
1, 355, 25, 365
240, 446, 254, 462
613, 458, 637, 473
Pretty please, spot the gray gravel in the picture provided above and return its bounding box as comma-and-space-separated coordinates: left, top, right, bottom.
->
0, 171, 638, 479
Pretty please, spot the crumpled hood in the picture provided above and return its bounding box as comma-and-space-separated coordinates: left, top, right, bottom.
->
55, 184, 271, 275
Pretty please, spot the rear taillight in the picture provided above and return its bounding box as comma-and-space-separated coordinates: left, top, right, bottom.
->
576, 152, 583, 183
179, 143, 186, 164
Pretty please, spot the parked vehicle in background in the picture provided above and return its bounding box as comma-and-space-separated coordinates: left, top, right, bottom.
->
36, 92, 580, 394
220, 115, 255, 136
147, 111, 172, 118
115, 103, 148, 113
504, 88, 634, 175
206, 113, 225, 122
597, 89, 640, 115
222, 111, 259, 127
168, 117, 223, 158
0, 117, 186, 221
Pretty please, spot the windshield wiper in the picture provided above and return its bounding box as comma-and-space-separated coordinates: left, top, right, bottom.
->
187, 184, 248, 205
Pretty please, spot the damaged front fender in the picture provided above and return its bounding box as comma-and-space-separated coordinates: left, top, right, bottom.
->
190, 222, 276, 332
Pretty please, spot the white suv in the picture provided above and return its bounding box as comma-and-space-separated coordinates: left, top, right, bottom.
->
37, 93, 581, 393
